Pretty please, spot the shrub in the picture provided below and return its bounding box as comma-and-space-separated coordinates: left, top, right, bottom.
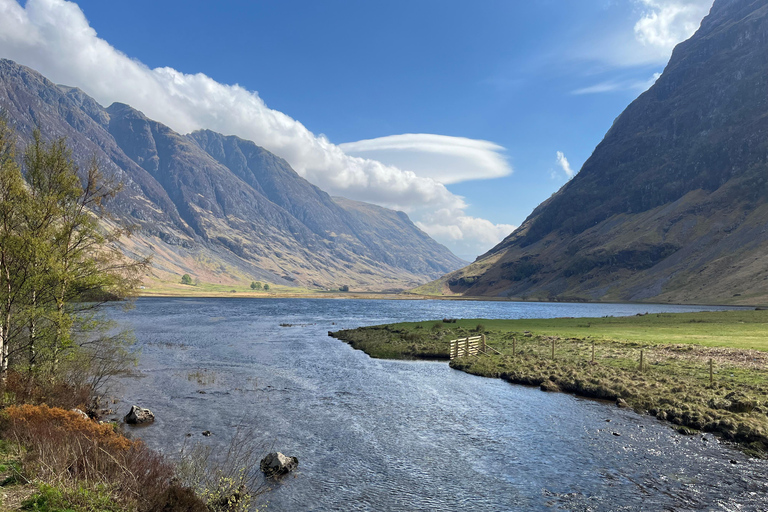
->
1, 404, 204, 511
250, 281, 262, 290
181, 274, 193, 285
263, 284, 270, 291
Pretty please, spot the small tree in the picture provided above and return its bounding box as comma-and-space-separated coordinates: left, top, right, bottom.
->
263, 284, 270, 291
339, 285, 350, 292
181, 274, 193, 285
250, 281, 262, 290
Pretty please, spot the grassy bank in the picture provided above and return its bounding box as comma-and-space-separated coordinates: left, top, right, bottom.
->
330, 309, 768, 455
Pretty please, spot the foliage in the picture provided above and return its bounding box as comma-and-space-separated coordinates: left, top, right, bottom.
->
339, 285, 349, 292
0, 118, 147, 394
176, 427, 269, 511
263, 284, 269, 291
181, 274, 193, 286
1, 404, 209, 512
250, 281, 262, 290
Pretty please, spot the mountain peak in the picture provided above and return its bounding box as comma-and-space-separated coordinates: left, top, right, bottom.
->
434, 0, 768, 304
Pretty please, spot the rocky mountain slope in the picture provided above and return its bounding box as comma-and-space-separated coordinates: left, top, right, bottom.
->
0, 59, 465, 291
426, 0, 768, 304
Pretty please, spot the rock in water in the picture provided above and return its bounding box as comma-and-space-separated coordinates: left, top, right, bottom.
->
124, 405, 155, 425
260, 452, 298, 477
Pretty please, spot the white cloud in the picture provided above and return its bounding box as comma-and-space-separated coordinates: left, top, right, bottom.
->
634, 0, 712, 50
574, 0, 713, 67
415, 208, 516, 261
0, 0, 514, 259
571, 71, 661, 95
555, 151, 575, 179
339, 134, 511, 185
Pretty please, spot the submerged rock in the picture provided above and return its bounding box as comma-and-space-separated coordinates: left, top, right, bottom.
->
124, 405, 155, 425
260, 452, 298, 477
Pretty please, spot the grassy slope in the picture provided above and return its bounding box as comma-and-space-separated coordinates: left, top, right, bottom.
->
330, 310, 768, 454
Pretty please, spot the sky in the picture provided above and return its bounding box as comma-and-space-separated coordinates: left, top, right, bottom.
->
0, 0, 715, 261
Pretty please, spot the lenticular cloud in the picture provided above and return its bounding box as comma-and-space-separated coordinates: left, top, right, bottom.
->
0, 0, 515, 258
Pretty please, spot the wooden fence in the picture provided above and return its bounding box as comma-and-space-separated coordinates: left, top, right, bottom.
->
449, 335, 486, 360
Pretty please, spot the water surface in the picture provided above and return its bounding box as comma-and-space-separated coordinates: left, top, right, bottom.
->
110, 298, 768, 511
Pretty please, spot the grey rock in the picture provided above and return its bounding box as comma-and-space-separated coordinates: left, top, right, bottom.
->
260, 452, 298, 477
124, 405, 155, 425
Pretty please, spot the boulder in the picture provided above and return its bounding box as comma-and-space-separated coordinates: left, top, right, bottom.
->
260, 452, 298, 477
124, 405, 155, 425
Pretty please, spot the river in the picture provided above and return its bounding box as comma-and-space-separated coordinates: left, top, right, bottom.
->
109, 298, 768, 511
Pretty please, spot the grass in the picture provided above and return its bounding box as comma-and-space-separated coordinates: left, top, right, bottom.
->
330, 309, 768, 455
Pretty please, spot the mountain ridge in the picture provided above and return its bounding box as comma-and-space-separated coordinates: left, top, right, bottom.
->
424, 0, 768, 305
0, 58, 465, 291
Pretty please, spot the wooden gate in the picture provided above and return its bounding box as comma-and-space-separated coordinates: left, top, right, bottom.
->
449, 335, 486, 360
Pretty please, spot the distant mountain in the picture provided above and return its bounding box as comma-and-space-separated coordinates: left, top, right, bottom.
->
424, 0, 768, 304
0, 59, 465, 291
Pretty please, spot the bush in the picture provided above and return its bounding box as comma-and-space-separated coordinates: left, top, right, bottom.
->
339, 285, 349, 292
250, 281, 262, 290
263, 284, 270, 291
1, 404, 205, 512
181, 274, 193, 285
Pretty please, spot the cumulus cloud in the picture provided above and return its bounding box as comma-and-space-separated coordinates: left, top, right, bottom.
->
415, 208, 516, 261
339, 134, 511, 185
575, 0, 713, 67
555, 151, 575, 179
0, 0, 515, 258
634, 0, 713, 50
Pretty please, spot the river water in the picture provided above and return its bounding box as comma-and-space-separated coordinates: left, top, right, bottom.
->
109, 298, 768, 511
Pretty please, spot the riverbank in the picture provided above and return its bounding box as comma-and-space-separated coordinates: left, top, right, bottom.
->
330, 309, 768, 455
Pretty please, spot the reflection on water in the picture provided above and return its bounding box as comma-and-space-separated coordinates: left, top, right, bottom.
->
109, 298, 768, 511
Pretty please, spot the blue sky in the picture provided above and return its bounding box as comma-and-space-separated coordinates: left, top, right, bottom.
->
0, 0, 714, 260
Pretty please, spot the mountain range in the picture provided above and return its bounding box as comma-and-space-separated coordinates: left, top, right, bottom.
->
0, 58, 465, 292
423, 0, 768, 305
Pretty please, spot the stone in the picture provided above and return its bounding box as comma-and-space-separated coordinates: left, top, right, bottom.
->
616, 398, 629, 408
124, 405, 155, 425
70, 408, 89, 420
202, 430, 212, 436
260, 452, 298, 477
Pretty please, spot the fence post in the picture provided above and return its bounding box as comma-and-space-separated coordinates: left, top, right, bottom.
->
464, 337, 470, 358
709, 358, 714, 386
639, 350, 644, 372
481, 334, 486, 354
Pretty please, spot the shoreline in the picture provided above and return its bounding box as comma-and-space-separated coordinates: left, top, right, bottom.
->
136, 288, 757, 309
329, 312, 768, 456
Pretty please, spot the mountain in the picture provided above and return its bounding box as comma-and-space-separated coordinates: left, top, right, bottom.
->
425, 0, 768, 304
0, 59, 465, 291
